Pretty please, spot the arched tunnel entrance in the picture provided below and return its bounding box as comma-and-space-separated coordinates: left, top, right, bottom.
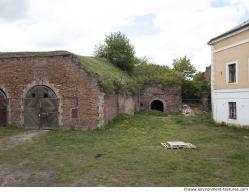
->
150, 100, 164, 112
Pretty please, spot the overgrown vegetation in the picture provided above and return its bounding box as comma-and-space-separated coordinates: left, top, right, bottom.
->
180, 72, 210, 100
172, 56, 210, 100
84, 31, 185, 94
0, 112, 248, 186
92, 32, 209, 99
94, 31, 136, 73
78, 54, 182, 95
134, 62, 182, 87
77, 56, 138, 95
172, 56, 196, 79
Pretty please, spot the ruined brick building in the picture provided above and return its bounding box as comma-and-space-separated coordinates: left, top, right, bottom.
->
0, 51, 181, 130
140, 84, 181, 113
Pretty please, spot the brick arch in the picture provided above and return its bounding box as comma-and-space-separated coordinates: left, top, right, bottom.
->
149, 98, 166, 112
0, 88, 8, 126
20, 80, 63, 127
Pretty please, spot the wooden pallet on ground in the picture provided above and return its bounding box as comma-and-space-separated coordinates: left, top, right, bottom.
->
161, 141, 196, 149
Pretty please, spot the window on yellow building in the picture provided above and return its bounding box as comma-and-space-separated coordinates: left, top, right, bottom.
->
228, 63, 236, 83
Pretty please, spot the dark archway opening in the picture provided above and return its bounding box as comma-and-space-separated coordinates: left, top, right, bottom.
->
24, 85, 59, 129
0, 89, 7, 126
150, 100, 164, 112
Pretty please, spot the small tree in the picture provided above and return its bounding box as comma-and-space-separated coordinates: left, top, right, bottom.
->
192, 72, 210, 98
172, 56, 196, 79
94, 31, 136, 73
172, 56, 210, 101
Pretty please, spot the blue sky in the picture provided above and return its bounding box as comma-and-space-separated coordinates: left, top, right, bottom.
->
210, 0, 231, 8
0, 0, 249, 71
242, 11, 249, 22
117, 14, 160, 37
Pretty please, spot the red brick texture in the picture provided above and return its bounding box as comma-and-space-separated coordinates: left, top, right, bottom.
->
0, 54, 181, 130
0, 54, 102, 130
140, 84, 182, 113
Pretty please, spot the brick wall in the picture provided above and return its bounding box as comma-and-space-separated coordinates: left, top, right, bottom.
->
140, 84, 182, 113
0, 54, 182, 130
0, 55, 101, 130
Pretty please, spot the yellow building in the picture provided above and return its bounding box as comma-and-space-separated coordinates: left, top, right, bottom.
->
208, 19, 249, 126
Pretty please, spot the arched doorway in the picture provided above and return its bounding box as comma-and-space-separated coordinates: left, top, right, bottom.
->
150, 100, 164, 112
0, 89, 7, 126
23, 85, 59, 129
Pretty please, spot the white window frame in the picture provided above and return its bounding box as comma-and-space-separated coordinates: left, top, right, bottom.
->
228, 102, 237, 120
226, 61, 238, 84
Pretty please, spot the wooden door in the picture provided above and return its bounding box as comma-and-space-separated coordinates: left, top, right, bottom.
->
24, 86, 59, 129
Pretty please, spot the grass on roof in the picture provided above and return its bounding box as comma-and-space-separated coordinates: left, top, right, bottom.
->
0, 51, 182, 94
77, 56, 138, 95
0, 51, 71, 58
134, 63, 182, 87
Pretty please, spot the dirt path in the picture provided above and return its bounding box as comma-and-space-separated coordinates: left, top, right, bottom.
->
0, 130, 51, 186
0, 130, 49, 151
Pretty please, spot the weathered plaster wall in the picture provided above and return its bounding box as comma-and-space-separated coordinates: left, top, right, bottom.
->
103, 94, 139, 125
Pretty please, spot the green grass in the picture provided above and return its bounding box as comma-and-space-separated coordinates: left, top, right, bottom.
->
77, 56, 138, 95
134, 63, 182, 87
0, 112, 248, 186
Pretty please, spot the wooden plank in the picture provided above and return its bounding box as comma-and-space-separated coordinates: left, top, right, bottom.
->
161, 141, 196, 149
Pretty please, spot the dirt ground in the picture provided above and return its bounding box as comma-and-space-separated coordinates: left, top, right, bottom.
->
0, 130, 49, 186
0, 130, 49, 151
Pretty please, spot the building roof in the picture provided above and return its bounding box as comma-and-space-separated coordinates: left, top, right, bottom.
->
208, 19, 249, 45
0, 51, 71, 58
0, 50, 138, 95
0, 50, 181, 95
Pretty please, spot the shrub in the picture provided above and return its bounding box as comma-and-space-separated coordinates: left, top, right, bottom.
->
94, 31, 136, 73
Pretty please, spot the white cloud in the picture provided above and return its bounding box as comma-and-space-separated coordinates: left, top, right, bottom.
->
0, 0, 248, 71
0, 0, 29, 21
